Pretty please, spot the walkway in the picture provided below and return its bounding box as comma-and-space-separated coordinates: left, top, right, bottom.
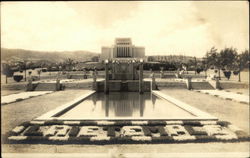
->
194, 90, 249, 104
1, 91, 53, 105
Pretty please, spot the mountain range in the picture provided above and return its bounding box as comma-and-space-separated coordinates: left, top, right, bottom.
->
1, 48, 99, 62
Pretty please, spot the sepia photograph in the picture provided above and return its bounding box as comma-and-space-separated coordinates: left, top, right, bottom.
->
1, 1, 249, 158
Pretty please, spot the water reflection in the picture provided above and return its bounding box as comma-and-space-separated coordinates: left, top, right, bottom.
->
59, 92, 195, 119
101, 92, 148, 117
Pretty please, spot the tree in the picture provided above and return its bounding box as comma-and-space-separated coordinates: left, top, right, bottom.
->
147, 56, 154, 62
37, 69, 41, 80
91, 56, 99, 62
219, 47, 237, 71
64, 58, 75, 71
201, 56, 208, 78
187, 57, 198, 74
206, 47, 222, 79
14, 59, 31, 82
2, 63, 14, 83
233, 50, 249, 82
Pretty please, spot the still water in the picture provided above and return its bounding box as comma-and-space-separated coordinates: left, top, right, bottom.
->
58, 92, 195, 119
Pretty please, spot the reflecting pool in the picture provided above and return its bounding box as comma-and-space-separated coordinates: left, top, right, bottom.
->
57, 92, 196, 119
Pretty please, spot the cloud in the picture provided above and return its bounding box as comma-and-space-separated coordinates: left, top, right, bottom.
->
1, 1, 249, 57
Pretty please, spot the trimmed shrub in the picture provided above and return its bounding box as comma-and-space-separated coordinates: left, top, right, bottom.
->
184, 125, 207, 135
217, 121, 231, 127
44, 120, 64, 125
79, 121, 97, 126
157, 126, 168, 136
183, 121, 202, 126
23, 125, 43, 136
142, 126, 151, 136
223, 71, 232, 80
233, 71, 239, 75
195, 135, 217, 143
20, 121, 31, 128
114, 121, 132, 126
107, 127, 116, 137
148, 121, 166, 125
13, 75, 23, 82
152, 136, 174, 143
148, 126, 158, 133
68, 126, 80, 137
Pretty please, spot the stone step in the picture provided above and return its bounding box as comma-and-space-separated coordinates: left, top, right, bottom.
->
33, 83, 57, 91
191, 82, 214, 90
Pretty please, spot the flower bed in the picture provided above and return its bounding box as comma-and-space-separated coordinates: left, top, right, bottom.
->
7, 120, 250, 144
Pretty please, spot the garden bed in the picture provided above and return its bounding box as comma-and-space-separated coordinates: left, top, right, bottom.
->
6, 120, 250, 144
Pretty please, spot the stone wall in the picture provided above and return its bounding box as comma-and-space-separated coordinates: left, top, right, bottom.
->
96, 81, 151, 92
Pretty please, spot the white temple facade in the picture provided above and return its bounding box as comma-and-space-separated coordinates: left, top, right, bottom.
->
100, 38, 145, 61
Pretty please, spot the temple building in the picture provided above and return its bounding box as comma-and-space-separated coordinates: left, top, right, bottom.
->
97, 38, 150, 93
100, 38, 146, 61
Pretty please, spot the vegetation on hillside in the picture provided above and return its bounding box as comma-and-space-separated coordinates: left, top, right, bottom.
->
1, 47, 249, 82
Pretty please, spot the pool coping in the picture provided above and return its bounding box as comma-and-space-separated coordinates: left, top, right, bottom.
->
152, 91, 218, 120
35, 90, 96, 120
35, 90, 218, 121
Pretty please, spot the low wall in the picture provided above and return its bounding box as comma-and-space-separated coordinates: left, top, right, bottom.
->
156, 81, 187, 89
1, 83, 27, 91
96, 80, 151, 92
220, 81, 249, 89
63, 82, 92, 89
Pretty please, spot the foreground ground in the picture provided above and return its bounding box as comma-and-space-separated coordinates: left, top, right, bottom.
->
1, 87, 249, 156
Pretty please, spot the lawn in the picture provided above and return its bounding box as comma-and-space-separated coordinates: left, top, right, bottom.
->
1, 88, 249, 154
159, 88, 249, 134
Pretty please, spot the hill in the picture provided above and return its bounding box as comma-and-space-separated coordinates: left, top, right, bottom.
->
1, 48, 99, 62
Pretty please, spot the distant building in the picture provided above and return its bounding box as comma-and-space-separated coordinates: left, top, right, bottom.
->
100, 38, 145, 61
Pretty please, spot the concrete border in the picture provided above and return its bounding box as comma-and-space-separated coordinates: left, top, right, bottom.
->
35, 90, 217, 121
1, 91, 54, 105
194, 90, 249, 105
35, 90, 96, 120
152, 90, 218, 120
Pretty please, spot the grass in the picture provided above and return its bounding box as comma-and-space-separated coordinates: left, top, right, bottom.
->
1, 90, 93, 136
159, 88, 249, 134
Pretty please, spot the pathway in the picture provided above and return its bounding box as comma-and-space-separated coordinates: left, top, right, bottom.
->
1, 91, 53, 105
194, 89, 249, 104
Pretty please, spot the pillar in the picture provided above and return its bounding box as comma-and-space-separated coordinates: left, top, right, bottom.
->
27, 76, 33, 91
186, 77, 192, 90
139, 60, 144, 94
160, 70, 164, 78
56, 78, 61, 91
132, 60, 135, 80
104, 60, 109, 94
151, 72, 156, 90
83, 69, 87, 79
92, 70, 97, 90
215, 77, 221, 89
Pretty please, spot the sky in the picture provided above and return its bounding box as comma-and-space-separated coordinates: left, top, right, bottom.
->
1, 1, 249, 57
